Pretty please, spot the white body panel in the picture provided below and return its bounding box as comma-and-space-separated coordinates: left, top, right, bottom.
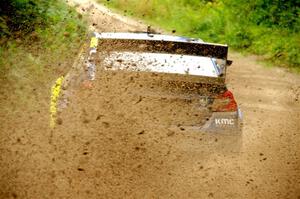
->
102, 51, 220, 77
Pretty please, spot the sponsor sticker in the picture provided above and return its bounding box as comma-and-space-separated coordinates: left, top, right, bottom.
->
50, 76, 64, 128
215, 118, 235, 125
90, 37, 98, 48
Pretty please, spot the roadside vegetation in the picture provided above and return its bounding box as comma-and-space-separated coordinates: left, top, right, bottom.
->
100, 0, 300, 71
0, 0, 87, 110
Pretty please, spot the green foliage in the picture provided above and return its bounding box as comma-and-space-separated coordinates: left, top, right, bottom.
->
0, 0, 87, 99
100, 0, 300, 69
0, 0, 87, 38
0, 0, 48, 37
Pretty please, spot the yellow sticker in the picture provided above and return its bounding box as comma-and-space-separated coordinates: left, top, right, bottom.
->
50, 76, 64, 128
90, 37, 98, 48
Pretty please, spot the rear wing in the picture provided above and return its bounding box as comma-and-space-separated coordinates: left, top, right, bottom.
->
86, 32, 232, 80
92, 32, 229, 59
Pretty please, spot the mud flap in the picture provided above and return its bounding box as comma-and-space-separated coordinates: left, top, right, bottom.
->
202, 109, 243, 153
201, 109, 242, 134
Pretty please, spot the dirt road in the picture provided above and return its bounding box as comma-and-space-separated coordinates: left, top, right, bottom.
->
0, 0, 299, 198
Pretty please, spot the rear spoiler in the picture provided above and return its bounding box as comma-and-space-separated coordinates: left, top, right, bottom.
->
92, 32, 230, 60
86, 32, 233, 80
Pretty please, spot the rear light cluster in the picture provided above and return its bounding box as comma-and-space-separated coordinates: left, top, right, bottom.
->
213, 90, 238, 112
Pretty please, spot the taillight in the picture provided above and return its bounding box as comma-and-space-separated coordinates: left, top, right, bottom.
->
213, 90, 238, 112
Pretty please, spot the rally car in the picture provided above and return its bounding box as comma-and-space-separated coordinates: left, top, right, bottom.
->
85, 32, 242, 133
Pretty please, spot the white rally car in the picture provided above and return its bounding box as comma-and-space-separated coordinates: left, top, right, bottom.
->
86, 32, 242, 133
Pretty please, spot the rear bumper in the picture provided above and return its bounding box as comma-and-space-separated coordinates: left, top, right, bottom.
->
201, 108, 243, 134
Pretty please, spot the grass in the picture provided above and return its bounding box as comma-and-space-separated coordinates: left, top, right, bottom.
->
99, 0, 300, 71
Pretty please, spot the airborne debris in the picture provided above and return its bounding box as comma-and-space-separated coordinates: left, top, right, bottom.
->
56, 118, 63, 125
83, 118, 90, 123
96, 114, 104, 120
63, 32, 70, 37
135, 96, 143, 104
167, 130, 175, 136
102, 121, 110, 128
